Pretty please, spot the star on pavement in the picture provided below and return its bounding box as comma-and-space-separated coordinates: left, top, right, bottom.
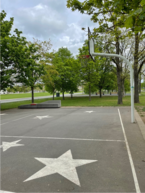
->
0, 191, 15, 193
24, 150, 97, 186
34, 115, 52, 120
85, 111, 95, 113
0, 140, 24, 152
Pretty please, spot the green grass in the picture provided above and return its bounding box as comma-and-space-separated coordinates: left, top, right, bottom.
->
60, 95, 145, 107
1, 94, 145, 111
1, 91, 82, 100
1, 92, 52, 100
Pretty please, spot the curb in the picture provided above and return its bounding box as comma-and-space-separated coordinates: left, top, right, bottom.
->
134, 109, 145, 141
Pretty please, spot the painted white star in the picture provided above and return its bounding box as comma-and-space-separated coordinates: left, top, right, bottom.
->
24, 150, 97, 186
0, 191, 15, 193
85, 111, 95, 113
34, 115, 52, 120
0, 140, 24, 152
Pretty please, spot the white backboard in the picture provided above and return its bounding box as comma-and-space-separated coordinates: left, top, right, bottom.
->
88, 27, 95, 61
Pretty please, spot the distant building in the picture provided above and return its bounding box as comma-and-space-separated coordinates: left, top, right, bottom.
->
0, 90, 8, 94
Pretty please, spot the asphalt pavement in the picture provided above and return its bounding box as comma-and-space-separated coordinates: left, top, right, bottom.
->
1, 107, 145, 192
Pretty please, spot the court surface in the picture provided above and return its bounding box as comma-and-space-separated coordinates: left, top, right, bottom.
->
1, 107, 145, 193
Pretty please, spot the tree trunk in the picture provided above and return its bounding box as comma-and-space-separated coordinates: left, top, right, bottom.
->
116, 37, 123, 104
116, 67, 123, 104
134, 33, 139, 103
122, 79, 125, 97
138, 73, 141, 93
53, 91, 54, 100
63, 91, 65, 100
99, 88, 102, 98
71, 91, 73, 98
31, 87, 34, 103
89, 84, 91, 101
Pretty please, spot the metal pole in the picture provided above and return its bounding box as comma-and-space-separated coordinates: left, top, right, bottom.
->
92, 52, 135, 123
130, 67, 135, 123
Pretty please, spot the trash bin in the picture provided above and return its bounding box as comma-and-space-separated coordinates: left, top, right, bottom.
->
56, 93, 60, 97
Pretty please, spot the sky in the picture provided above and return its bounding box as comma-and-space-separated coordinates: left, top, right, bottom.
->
2, 0, 97, 56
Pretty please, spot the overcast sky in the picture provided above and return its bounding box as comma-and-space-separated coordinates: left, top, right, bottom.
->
2, 0, 98, 56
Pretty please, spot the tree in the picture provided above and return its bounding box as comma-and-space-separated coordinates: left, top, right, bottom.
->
84, 83, 97, 94
52, 47, 76, 100
95, 58, 116, 97
124, 78, 130, 93
78, 41, 100, 101
15, 43, 45, 103
29, 38, 52, 66
0, 11, 14, 90
67, 1, 126, 104
67, 0, 145, 104
42, 64, 59, 100
114, 0, 145, 103
64, 58, 81, 98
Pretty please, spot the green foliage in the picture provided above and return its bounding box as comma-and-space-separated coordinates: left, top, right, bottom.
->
42, 64, 59, 94
141, 81, 145, 89
7, 85, 31, 93
29, 38, 52, 66
0, 10, 26, 90
67, 0, 145, 104
78, 40, 100, 94
52, 47, 81, 98
124, 79, 130, 92
95, 58, 117, 92
14, 42, 44, 88
84, 83, 97, 94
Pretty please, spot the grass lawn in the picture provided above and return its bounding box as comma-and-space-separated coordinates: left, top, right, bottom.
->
1, 92, 51, 100
1, 92, 145, 111
1, 91, 82, 100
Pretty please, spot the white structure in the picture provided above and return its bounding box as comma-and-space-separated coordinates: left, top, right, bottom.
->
88, 27, 134, 123
0, 90, 8, 94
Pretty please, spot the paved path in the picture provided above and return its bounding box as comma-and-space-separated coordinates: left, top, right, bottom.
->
1, 107, 144, 192
1, 93, 130, 103
1, 93, 81, 103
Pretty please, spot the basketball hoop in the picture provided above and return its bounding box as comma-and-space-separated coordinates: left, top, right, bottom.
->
79, 55, 90, 59
78, 55, 91, 65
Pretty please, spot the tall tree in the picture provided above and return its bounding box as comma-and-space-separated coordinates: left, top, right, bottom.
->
15, 43, 45, 103
78, 41, 100, 101
114, 0, 145, 102
0, 11, 15, 90
52, 47, 75, 100
95, 58, 116, 97
64, 58, 81, 98
42, 64, 59, 100
67, 0, 126, 104
29, 38, 52, 66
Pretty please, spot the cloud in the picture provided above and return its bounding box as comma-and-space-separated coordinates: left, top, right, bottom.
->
1, 0, 97, 56
13, 3, 68, 39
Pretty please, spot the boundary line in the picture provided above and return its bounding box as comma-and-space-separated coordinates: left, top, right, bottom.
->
0, 135, 125, 142
0, 109, 51, 125
118, 109, 141, 193
0, 122, 8, 126
12, 114, 34, 122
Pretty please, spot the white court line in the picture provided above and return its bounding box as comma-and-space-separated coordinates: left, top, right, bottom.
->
0, 135, 125, 142
0, 111, 48, 125
0, 122, 9, 126
118, 109, 141, 193
12, 114, 34, 122
0, 109, 49, 125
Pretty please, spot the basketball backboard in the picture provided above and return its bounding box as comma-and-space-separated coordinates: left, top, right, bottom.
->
88, 27, 95, 61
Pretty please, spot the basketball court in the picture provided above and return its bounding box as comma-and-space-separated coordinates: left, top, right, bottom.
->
1, 107, 145, 192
